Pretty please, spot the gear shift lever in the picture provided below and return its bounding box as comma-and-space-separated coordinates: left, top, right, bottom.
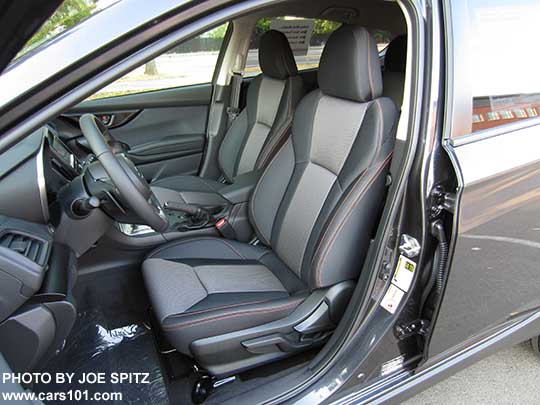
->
164, 202, 210, 225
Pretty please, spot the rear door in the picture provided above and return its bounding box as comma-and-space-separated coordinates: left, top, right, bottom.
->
63, 23, 229, 182
428, 0, 540, 358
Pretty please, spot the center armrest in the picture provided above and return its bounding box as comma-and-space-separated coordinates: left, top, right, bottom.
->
218, 170, 262, 204
151, 186, 229, 207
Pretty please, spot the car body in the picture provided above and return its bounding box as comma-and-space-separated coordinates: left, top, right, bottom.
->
0, 0, 539, 404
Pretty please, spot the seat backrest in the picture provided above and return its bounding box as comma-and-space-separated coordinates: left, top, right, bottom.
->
383, 34, 407, 109
249, 25, 398, 290
218, 30, 304, 182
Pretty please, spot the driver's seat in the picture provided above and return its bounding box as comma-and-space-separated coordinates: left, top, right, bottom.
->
143, 25, 397, 377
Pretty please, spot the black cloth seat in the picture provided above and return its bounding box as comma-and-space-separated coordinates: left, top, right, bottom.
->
150, 30, 304, 205
143, 24, 398, 374
143, 237, 307, 354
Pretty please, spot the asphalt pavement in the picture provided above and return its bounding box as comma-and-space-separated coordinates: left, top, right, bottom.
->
404, 342, 540, 404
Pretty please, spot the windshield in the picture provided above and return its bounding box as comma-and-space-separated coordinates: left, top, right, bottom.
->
14, 0, 119, 62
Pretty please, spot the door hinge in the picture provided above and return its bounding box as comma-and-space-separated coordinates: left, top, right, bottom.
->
430, 185, 456, 218
395, 319, 430, 340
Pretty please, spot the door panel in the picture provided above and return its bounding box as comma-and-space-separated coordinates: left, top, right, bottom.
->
427, 0, 540, 359
67, 84, 212, 180
429, 123, 540, 357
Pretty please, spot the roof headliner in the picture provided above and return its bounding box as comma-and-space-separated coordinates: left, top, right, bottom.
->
245, 0, 405, 34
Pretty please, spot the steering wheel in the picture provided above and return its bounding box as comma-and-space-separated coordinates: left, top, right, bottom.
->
79, 114, 169, 233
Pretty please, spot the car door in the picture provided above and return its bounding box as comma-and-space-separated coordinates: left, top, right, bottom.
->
61, 23, 229, 182
0, 0, 63, 74
427, 0, 540, 359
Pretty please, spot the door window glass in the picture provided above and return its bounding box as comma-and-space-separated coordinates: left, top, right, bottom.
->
245, 18, 391, 77
245, 18, 342, 77
469, 0, 540, 132
89, 23, 228, 100
15, 0, 109, 62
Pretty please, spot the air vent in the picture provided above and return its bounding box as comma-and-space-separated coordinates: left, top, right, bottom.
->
0, 231, 48, 266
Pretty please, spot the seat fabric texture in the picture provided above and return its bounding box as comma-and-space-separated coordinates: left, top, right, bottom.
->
150, 30, 304, 203
143, 24, 398, 358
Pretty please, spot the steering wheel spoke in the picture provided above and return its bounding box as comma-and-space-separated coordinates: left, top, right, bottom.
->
79, 114, 169, 232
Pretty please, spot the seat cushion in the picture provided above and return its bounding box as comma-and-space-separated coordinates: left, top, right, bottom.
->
142, 237, 307, 354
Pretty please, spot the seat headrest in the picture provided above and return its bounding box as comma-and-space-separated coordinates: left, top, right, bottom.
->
385, 35, 407, 73
318, 25, 382, 102
258, 30, 298, 80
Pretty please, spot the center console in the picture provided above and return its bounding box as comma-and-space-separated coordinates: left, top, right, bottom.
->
118, 171, 262, 243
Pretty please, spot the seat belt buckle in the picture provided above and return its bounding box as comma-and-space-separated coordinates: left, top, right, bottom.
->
215, 217, 236, 240
226, 107, 241, 121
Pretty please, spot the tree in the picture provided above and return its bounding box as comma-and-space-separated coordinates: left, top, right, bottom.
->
22, 0, 97, 55
205, 23, 228, 39
144, 59, 158, 76
313, 20, 341, 35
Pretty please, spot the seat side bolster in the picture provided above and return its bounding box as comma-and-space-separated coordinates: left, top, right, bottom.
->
256, 75, 305, 170
309, 97, 398, 288
310, 155, 392, 288
162, 295, 305, 355
162, 295, 305, 331
218, 108, 250, 182
249, 138, 295, 246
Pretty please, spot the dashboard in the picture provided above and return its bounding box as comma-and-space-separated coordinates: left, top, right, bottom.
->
0, 125, 83, 225
50, 133, 79, 173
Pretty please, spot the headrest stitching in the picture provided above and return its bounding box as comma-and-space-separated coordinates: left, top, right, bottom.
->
366, 29, 375, 101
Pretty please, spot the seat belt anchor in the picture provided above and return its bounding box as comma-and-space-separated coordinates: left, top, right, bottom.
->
215, 217, 236, 240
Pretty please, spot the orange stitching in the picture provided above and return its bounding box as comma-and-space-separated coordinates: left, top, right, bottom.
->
312, 100, 385, 287
314, 154, 392, 287
310, 170, 368, 266
149, 237, 220, 258
162, 298, 303, 330
366, 29, 375, 100
166, 298, 272, 319
149, 237, 247, 260
373, 100, 384, 165
259, 120, 292, 168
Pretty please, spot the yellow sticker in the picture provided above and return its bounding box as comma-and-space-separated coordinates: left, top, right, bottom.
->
392, 255, 416, 292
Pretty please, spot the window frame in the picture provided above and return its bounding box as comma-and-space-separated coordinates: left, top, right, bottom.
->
446, 0, 540, 146
88, 22, 232, 101
242, 16, 344, 77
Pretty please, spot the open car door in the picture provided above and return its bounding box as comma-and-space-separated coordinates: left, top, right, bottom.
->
0, 0, 63, 74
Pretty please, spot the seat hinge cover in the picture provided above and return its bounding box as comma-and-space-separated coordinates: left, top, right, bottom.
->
395, 319, 430, 340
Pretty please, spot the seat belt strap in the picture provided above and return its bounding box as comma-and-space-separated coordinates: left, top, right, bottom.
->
227, 72, 242, 126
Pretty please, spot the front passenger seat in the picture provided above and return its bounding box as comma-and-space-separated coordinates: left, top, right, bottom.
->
151, 30, 304, 204
143, 25, 397, 377
383, 34, 407, 109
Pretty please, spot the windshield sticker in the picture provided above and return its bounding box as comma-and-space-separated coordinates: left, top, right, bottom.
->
270, 19, 314, 56
392, 255, 416, 292
380, 284, 404, 314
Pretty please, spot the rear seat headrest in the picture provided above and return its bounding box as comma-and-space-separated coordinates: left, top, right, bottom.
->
385, 35, 407, 73
259, 30, 298, 80
318, 25, 382, 102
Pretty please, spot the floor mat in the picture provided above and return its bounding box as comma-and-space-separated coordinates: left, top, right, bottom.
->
34, 308, 169, 404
